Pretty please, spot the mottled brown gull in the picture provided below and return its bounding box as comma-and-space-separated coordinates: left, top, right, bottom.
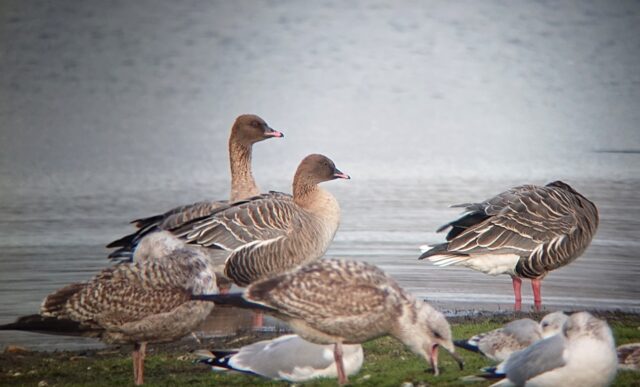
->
0, 248, 218, 385
106, 114, 283, 260
419, 181, 598, 311
195, 334, 363, 382
455, 318, 543, 362
617, 342, 640, 371
455, 311, 568, 362
193, 259, 463, 385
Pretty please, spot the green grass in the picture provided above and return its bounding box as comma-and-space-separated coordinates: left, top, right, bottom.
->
2, 315, 639, 386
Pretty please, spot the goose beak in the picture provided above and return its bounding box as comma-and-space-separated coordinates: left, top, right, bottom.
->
264, 127, 284, 138
333, 168, 351, 180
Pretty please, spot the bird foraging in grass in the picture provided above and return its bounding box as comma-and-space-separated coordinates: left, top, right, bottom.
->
192, 259, 464, 385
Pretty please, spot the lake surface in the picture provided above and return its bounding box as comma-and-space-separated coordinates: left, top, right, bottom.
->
1, 0, 639, 350
1, 176, 639, 350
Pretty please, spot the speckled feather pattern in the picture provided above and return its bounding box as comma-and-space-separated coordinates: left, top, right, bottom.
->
246, 260, 411, 344
424, 181, 599, 279
106, 114, 278, 256
40, 249, 217, 344
617, 343, 640, 370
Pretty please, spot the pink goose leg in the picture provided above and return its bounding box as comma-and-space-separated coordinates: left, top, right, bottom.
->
511, 275, 522, 311
531, 278, 542, 311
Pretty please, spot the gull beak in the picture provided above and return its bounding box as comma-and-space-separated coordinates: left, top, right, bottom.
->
442, 345, 464, 370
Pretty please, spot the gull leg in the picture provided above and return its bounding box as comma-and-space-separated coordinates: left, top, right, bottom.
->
132, 345, 140, 385
511, 276, 522, 311
135, 342, 147, 385
334, 342, 348, 385
531, 279, 542, 311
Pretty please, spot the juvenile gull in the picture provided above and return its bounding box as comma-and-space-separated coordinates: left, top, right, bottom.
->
419, 181, 598, 311
0, 248, 218, 385
107, 114, 284, 260
476, 312, 617, 387
193, 259, 463, 385
540, 311, 569, 338
455, 318, 542, 362
455, 312, 568, 362
195, 334, 364, 382
617, 343, 640, 371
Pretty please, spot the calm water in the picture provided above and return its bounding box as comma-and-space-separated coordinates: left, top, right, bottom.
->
1, 0, 639, 350
1, 177, 639, 350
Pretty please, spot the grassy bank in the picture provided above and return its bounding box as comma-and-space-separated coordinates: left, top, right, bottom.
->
1, 312, 639, 386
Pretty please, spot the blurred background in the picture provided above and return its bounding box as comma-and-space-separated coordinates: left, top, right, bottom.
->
1, 0, 639, 349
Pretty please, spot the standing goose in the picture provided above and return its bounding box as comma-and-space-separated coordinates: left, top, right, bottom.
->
193, 259, 464, 385
106, 114, 283, 260
419, 181, 598, 311
173, 153, 350, 287
0, 248, 218, 385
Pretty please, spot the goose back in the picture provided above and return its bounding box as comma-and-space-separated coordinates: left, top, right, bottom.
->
423, 181, 599, 279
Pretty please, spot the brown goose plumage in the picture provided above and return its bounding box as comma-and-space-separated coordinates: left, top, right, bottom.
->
419, 181, 599, 311
106, 114, 283, 260
173, 154, 350, 287
1, 248, 218, 385
193, 259, 462, 385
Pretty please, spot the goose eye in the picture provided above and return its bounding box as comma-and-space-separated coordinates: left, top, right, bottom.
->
433, 331, 443, 339
251, 120, 260, 128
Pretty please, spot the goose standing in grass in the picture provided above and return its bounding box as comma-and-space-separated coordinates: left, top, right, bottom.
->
0, 248, 218, 385
173, 153, 350, 287
193, 259, 464, 385
617, 343, 640, 371
419, 181, 598, 311
107, 114, 283, 261
195, 334, 364, 382
474, 312, 617, 387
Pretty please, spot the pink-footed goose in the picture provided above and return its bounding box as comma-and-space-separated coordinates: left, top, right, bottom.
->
172, 153, 350, 287
419, 181, 598, 311
193, 259, 464, 385
0, 248, 218, 385
106, 114, 283, 260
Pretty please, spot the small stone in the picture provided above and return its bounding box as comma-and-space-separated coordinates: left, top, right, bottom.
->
400, 382, 414, 387
12, 372, 22, 377
360, 374, 371, 380
38, 381, 49, 387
